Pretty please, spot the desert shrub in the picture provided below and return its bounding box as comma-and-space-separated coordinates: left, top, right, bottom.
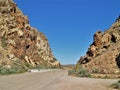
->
76, 68, 91, 77
110, 80, 120, 90
68, 64, 91, 77
25, 62, 31, 68
76, 64, 91, 77
0, 67, 10, 75
68, 69, 76, 75
24, 62, 36, 69
0, 65, 27, 75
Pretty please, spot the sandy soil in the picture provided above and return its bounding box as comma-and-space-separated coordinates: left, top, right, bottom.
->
0, 70, 118, 90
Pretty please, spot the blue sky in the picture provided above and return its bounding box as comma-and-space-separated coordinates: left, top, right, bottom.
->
14, 0, 120, 64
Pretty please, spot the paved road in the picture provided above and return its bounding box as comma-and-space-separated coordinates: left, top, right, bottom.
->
0, 70, 118, 90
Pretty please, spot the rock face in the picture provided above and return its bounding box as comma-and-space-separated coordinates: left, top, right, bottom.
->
77, 16, 120, 74
0, 0, 60, 68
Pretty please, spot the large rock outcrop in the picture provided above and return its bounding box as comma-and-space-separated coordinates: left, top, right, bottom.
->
0, 0, 60, 69
77, 16, 120, 74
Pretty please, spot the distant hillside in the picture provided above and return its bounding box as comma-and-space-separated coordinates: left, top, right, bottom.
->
76, 16, 120, 75
0, 0, 60, 73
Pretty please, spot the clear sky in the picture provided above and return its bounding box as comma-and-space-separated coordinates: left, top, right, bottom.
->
14, 0, 120, 64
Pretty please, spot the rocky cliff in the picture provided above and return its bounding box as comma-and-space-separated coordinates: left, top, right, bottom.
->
0, 0, 60, 69
77, 16, 120, 74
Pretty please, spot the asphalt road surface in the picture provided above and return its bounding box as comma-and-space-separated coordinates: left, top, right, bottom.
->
0, 70, 118, 90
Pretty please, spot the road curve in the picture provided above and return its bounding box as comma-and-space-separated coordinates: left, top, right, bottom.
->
0, 70, 118, 90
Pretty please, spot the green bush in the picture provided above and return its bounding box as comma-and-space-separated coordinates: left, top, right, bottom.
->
68, 64, 91, 77
110, 80, 120, 90
76, 68, 91, 77
68, 69, 76, 75
0, 65, 27, 75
